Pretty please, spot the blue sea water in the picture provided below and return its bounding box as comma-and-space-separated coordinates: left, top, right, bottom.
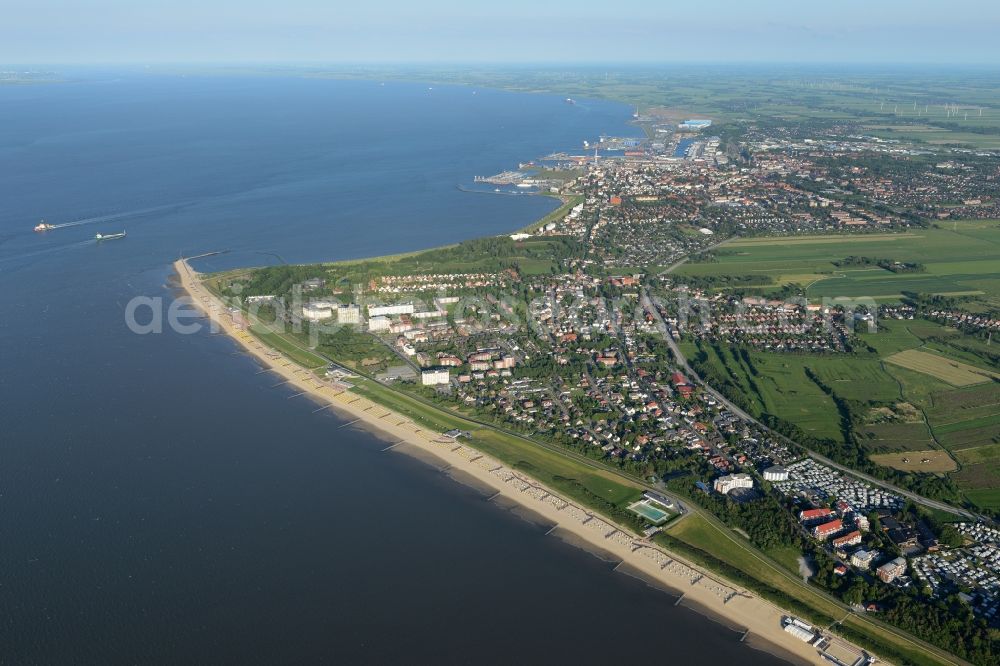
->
0, 73, 787, 664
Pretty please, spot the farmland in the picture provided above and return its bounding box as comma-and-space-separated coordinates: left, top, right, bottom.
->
691, 330, 1000, 510
885, 349, 999, 386
678, 225, 1000, 510
868, 450, 958, 473
678, 223, 1000, 309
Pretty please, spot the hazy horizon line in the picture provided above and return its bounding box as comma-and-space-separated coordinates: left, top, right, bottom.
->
5, 60, 999, 71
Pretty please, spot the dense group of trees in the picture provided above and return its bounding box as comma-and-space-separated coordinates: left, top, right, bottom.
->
318, 327, 393, 365
669, 273, 774, 290
234, 264, 329, 298
672, 479, 803, 551
833, 255, 925, 273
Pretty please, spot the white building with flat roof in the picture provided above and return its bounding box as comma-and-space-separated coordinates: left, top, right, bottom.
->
368, 315, 390, 332
714, 473, 754, 495
763, 465, 789, 482
337, 304, 361, 324
421, 368, 450, 386
851, 549, 879, 569
368, 303, 414, 317
302, 303, 334, 321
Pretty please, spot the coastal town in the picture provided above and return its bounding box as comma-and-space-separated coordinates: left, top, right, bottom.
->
210, 106, 1000, 666
12, 1, 1000, 664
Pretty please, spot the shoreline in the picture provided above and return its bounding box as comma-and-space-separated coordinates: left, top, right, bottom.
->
174, 257, 844, 666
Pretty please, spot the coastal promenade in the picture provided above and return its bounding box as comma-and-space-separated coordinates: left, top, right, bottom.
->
173, 258, 862, 666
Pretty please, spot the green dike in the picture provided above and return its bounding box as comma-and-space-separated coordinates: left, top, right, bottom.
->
249, 327, 327, 368
839, 617, 951, 666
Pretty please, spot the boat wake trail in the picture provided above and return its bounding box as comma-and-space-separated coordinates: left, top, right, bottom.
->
43, 202, 186, 230
0, 238, 98, 268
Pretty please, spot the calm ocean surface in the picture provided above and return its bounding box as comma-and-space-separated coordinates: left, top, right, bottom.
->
0, 73, 787, 664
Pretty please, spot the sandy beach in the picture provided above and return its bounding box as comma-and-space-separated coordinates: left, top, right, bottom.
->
174, 258, 862, 666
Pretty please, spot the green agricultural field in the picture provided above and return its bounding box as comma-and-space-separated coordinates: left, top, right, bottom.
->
953, 442, 1000, 465
688, 317, 1000, 508
679, 225, 1000, 307
952, 464, 1000, 494
691, 342, 900, 442
857, 422, 936, 454
926, 382, 1000, 419
860, 319, 959, 356
679, 225, 1000, 508
935, 422, 1000, 451
749, 366, 844, 441
807, 358, 902, 401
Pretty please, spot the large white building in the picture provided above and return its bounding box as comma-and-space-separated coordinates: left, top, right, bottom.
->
302, 303, 334, 321
412, 309, 446, 320
713, 473, 754, 495
368, 303, 414, 317
368, 315, 390, 331
679, 119, 712, 130
763, 465, 789, 482
421, 368, 450, 386
850, 549, 879, 569
337, 304, 361, 324
877, 557, 907, 583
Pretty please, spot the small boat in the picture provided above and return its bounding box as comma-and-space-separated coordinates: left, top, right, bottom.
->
95, 231, 126, 241
34, 221, 53, 232
565, 98, 575, 105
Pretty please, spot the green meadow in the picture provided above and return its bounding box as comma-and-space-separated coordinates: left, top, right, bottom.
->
679, 223, 1000, 307
680, 225, 1000, 510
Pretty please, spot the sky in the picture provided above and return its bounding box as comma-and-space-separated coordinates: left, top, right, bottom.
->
2, 0, 998, 65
